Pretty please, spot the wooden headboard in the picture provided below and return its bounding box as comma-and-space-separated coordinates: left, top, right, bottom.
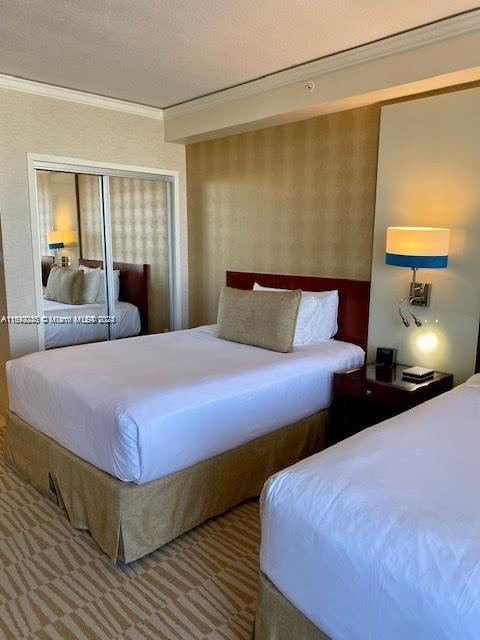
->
41, 255, 54, 286
226, 271, 371, 351
79, 259, 150, 334
476, 320, 480, 373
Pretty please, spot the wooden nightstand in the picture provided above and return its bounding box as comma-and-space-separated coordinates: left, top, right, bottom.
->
330, 364, 454, 444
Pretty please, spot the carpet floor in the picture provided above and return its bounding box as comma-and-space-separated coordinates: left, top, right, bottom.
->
0, 425, 261, 639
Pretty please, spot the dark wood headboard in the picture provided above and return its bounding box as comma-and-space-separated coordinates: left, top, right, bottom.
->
41, 255, 54, 286
226, 271, 370, 351
476, 320, 480, 373
80, 259, 150, 334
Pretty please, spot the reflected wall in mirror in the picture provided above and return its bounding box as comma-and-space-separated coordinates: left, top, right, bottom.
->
37, 170, 81, 268
35, 168, 172, 349
110, 177, 169, 334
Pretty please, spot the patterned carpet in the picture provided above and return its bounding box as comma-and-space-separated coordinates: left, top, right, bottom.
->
0, 425, 261, 639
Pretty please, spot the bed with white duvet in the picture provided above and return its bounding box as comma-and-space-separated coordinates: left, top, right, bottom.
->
7, 325, 364, 484
43, 298, 141, 349
7, 272, 370, 561
259, 376, 480, 640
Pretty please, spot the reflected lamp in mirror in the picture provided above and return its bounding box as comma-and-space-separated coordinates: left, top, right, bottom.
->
47, 230, 65, 250
47, 230, 65, 264
385, 226, 449, 326
48, 230, 77, 264
62, 230, 77, 245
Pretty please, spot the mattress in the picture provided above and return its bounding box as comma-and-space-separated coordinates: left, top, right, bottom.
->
43, 299, 141, 348
6, 326, 364, 484
260, 377, 480, 640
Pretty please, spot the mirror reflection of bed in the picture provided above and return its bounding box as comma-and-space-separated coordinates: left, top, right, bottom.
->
36, 169, 170, 349
41, 256, 149, 349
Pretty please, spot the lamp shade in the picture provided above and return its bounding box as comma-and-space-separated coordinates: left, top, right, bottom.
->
62, 230, 77, 245
386, 227, 449, 269
47, 230, 65, 250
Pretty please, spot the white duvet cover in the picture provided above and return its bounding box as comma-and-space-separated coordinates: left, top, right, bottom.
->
7, 326, 363, 484
43, 299, 141, 349
261, 377, 480, 640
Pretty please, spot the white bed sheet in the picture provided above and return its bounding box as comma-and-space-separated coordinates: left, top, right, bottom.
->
6, 326, 364, 484
261, 377, 480, 640
43, 299, 141, 349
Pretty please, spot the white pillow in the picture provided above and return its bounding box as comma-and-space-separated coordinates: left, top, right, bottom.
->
96, 270, 120, 303
253, 283, 338, 345
82, 268, 102, 303
79, 265, 120, 302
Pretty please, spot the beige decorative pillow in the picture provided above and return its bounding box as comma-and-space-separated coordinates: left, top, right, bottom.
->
45, 264, 85, 305
217, 286, 301, 353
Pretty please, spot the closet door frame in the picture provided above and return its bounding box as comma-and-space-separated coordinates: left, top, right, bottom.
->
27, 154, 183, 350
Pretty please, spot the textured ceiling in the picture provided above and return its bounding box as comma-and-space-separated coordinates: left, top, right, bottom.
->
0, 0, 478, 109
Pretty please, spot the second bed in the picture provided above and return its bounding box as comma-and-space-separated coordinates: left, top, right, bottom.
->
258, 375, 480, 639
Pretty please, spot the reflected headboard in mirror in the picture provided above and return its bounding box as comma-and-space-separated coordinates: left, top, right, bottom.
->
476, 320, 480, 373
79, 259, 150, 334
41, 255, 54, 287
226, 271, 371, 352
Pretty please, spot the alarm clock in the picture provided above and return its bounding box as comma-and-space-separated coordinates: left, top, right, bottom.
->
376, 347, 398, 368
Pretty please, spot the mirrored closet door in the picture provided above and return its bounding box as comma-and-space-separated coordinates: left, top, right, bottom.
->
37, 170, 109, 349
35, 166, 173, 350
109, 176, 170, 337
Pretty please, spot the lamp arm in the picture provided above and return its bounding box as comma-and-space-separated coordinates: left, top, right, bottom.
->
408, 297, 423, 327
411, 267, 417, 287
398, 297, 411, 327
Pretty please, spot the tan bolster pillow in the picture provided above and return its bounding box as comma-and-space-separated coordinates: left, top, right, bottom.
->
45, 264, 85, 305
217, 286, 301, 353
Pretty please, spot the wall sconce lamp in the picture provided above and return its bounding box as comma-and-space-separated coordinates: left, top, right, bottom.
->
385, 226, 449, 327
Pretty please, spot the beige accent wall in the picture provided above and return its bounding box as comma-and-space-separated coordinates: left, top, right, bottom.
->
368, 87, 480, 383
0, 88, 186, 411
187, 105, 380, 326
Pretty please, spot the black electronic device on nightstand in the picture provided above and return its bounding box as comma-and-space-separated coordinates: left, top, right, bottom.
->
376, 347, 398, 368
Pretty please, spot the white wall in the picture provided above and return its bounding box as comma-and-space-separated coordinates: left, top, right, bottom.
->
0, 88, 187, 410
368, 87, 480, 383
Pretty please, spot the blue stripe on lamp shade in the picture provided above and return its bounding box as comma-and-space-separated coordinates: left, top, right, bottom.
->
385, 253, 448, 268
48, 242, 64, 250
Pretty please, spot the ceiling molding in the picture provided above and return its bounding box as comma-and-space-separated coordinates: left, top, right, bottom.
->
165, 9, 480, 119
0, 73, 164, 120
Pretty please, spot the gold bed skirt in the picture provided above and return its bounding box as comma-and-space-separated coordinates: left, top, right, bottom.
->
254, 572, 331, 640
5, 410, 328, 563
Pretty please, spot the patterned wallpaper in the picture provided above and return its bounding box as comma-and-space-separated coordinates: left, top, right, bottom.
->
186, 105, 381, 326
36, 171, 54, 256
109, 177, 169, 333
77, 175, 103, 261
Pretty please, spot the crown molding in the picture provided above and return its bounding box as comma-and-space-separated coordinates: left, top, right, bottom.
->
0, 73, 164, 120
165, 9, 480, 119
